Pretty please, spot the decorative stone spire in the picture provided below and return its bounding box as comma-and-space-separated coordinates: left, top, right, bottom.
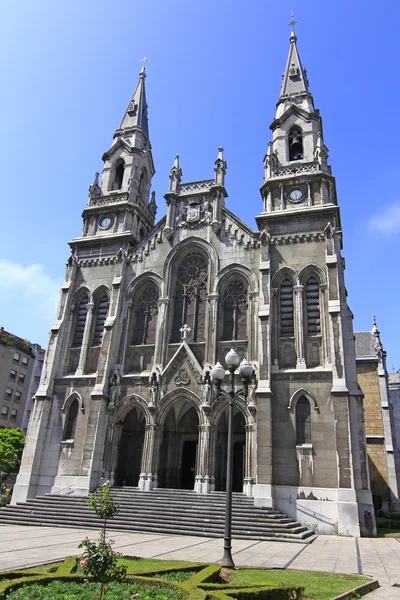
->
214, 147, 227, 186
372, 314, 384, 358
169, 154, 182, 193
280, 13, 309, 99
149, 190, 157, 217
118, 63, 149, 139
314, 132, 329, 170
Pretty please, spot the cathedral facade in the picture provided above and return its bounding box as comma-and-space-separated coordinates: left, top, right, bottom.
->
13, 30, 376, 537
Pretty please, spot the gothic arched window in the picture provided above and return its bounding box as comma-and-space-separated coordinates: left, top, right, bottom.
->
92, 294, 109, 346
222, 280, 248, 340
280, 279, 294, 337
306, 278, 321, 335
171, 253, 209, 343
296, 396, 311, 444
64, 398, 79, 440
113, 160, 124, 190
288, 126, 304, 161
72, 296, 89, 347
138, 170, 147, 201
132, 285, 159, 345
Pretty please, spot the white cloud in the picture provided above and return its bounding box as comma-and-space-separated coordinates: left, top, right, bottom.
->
0, 259, 61, 323
368, 202, 400, 234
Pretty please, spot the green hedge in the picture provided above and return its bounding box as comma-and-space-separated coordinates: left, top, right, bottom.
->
0, 558, 303, 600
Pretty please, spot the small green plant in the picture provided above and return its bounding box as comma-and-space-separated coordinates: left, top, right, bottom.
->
78, 481, 127, 599
0, 485, 12, 507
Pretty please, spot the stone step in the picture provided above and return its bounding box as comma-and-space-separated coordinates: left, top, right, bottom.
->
0, 489, 317, 544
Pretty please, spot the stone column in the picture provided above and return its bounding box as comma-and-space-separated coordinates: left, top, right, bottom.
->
75, 302, 94, 376
119, 301, 133, 367
271, 288, 279, 370
195, 423, 211, 494
319, 284, 330, 366
154, 299, 170, 365
206, 294, 219, 365
139, 423, 157, 491
109, 422, 123, 486
243, 423, 255, 496
294, 283, 306, 368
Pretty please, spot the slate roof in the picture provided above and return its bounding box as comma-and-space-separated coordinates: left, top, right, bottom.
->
354, 331, 376, 358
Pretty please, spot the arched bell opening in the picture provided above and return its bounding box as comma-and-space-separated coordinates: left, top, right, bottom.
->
115, 406, 145, 486
215, 408, 246, 492
158, 402, 199, 490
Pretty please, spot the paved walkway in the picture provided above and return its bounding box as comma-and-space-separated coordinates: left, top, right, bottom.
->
1, 525, 400, 598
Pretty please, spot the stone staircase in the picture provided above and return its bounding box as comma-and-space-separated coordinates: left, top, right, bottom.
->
0, 488, 316, 543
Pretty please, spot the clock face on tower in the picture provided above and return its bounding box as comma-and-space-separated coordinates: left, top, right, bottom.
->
288, 188, 304, 203
99, 216, 113, 230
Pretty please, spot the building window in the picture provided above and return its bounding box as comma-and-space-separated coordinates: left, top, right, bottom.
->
306, 278, 321, 335
288, 126, 304, 161
1, 406, 9, 419
72, 296, 89, 347
296, 397, 311, 444
9, 369, 17, 381
132, 285, 159, 345
10, 409, 18, 422
222, 280, 248, 341
14, 391, 21, 403
5, 388, 12, 399
280, 279, 294, 337
63, 399, 79, 440
113, 160, 125, 190
92, 295, 109, 346
21, 356, 29, 367
18, 373, 25, 385
13, 352, 21, 362
171, 253, 209, 343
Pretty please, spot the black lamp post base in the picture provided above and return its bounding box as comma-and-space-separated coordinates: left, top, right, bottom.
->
221, 544, 235, 569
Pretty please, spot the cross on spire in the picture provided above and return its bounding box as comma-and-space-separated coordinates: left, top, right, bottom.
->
141, 56, 150, 68
289, 10, 298, 34
180, 323, 191, 341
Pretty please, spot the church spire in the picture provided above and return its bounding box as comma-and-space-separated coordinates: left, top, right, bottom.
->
279, 12, 309, 99
117, 61, 149, 140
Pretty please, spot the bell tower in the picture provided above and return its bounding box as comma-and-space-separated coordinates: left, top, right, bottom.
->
80, 62, 157, 247
254, 19, 375, 537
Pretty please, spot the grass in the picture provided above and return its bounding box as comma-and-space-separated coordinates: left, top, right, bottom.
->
0, 556, 373, 600
4, 579, 180, 599
375, 516, 400, 538
229, 568, 370, 600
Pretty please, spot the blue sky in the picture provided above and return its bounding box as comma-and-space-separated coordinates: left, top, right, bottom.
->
0, 0, 399, 369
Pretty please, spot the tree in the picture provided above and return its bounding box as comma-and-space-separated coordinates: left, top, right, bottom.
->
0, 428, 25, 484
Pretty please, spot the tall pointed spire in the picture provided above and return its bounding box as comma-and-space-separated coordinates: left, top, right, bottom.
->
279, 12, 309, 99
118, 63, 149, 139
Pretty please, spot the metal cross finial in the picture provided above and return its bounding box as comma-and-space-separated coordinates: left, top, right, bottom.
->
289, 10, 298, 32
179, 323, 191, 341
141, 56, 150, 67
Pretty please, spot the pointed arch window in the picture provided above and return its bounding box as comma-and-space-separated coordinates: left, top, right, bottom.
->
306, 278, 321, 335
63, 398, 79, 440
288, 126, 304, 161
171, 253, 209, 343
92, 295, 109, 346
72, 297, 89, 347
280, 279, 294, 337
132, 285, 159, 345
296, 397, 311, 444
222, 280, 248, 340
113, 160, 125, 190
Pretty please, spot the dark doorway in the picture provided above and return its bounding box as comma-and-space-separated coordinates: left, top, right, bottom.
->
181, 441, 197, 489
158, 403, 199, 490
233, 441, 245, 492
115, 407, 145, 486
215, 409, 246, 492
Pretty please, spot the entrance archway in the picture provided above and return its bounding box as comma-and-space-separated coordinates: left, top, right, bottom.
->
115, 406, 145, 486
215, 408, 246, 492
158, 402, 199, 490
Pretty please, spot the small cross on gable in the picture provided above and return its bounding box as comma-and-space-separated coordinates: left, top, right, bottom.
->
179, 323, 191, 341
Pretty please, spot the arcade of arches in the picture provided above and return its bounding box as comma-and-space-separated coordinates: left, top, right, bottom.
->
111, 396, 252, 494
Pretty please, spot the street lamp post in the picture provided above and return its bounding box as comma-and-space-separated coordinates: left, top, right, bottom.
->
211, 349, 254, 569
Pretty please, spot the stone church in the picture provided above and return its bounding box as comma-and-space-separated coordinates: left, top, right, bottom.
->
12, 27, 376, 537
